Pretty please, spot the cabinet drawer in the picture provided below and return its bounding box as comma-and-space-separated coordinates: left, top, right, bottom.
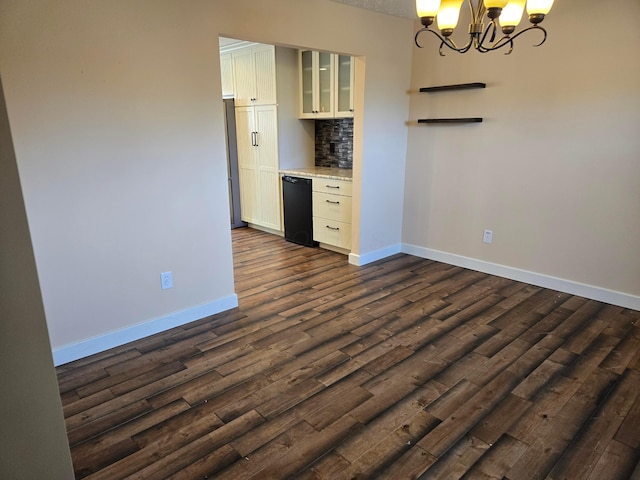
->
313, 218, 352, 250
312, 178, 352, 196
313, 192, 352, 223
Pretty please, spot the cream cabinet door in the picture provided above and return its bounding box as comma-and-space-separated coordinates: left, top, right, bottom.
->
233, 44, 276, 107
252, 45, 277, 106
254, 105, 280, 229
335, 54, 354, 118
298, 50, 334, 119
299, 50, 314, 117
235, 105, 281, 230
235, 106, 258, 223
220, 53, 234, 98
232, 49, 255, 107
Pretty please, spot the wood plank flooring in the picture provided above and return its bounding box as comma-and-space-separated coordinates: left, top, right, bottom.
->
57, 227, 640, 479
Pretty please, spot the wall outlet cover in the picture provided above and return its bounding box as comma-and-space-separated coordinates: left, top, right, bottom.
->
161, 271, 173, 290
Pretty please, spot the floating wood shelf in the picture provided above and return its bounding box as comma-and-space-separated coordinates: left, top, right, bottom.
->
418, 118, 483, 124
420, 82, 486, 93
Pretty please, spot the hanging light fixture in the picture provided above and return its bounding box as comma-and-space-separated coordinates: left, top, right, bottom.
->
415, 0, 554, 55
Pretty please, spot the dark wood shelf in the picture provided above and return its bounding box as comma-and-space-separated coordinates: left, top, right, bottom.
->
420, 82, 486, 93
418, 118, 483, 124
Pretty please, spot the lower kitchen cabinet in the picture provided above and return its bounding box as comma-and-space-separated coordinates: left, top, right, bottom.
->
312, 218, 352, 249
312, 178, 352, 250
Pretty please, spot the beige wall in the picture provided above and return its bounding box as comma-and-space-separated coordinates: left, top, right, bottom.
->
275, 46, 316, 172
403, 0, 640, 300
0, 0, 413, 352
0, 0, 636, 470
0, 76, 74, 478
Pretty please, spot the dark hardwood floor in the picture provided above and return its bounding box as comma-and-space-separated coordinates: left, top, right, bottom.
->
57, 227, 640, 479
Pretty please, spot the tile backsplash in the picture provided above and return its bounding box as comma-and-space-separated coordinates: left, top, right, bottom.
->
315, 118, 353, 169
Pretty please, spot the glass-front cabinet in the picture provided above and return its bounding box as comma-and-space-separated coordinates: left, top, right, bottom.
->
335, 54, 354, 118
300, 50, 314, 116
317, 52, 333, 116
299, 50, 354, 119
299, 50, 335, 119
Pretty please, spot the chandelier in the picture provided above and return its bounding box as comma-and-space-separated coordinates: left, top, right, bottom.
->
415, 0, 554, 55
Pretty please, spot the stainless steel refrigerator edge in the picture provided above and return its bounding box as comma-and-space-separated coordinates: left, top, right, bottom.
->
224, 98, 247, 229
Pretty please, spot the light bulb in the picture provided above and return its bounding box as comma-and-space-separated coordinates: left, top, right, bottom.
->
437, 0, 463, 32
526, 0, 554, 15
484, 0, 508, 8
416, 0, 441, 17
500, 0, 526, 29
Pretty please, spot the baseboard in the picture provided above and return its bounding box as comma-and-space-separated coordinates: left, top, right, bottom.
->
52, 294, 239, 366
349, 244, 402, 266
247, 223, 284, 237
402, 243, 640, 311
318, 242, 350, 256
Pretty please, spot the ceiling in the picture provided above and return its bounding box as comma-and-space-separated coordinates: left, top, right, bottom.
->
328, 0, 417, 20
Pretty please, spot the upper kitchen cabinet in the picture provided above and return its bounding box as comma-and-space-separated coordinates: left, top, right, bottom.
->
335, 54, 355, 118
232, 44, 277, 107
220, 52, 234, 98
299, 50, 354, 119
299, 50, 334, 119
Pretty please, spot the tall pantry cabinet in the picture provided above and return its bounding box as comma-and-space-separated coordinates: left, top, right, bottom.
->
235, 105, 279, 229
231, 44, 280, 231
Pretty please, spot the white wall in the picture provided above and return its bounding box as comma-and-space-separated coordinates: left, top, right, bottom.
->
403, 0, 640, 306
0, 0, 413, 360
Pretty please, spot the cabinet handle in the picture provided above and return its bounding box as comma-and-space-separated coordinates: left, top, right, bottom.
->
326, 200, 340, 205
254, 132, 259, 147
250, 132, 255, 146
326, 185, 340, 189
326, 225, 340, 231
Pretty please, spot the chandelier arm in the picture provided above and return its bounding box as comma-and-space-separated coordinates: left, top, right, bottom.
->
503, 39, 514, 55
415, 27, 452, 48
486, 35, 516, 53
414, 28, 427, 48
504, 25, 547, 48
442, 36, 477, 55
476, 21, 498, 52
415, 27, 473, 55
482, 25, 548, 53
458, 39, 474, 54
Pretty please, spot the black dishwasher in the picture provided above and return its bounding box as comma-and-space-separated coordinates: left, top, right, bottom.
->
282, 176, 317, 247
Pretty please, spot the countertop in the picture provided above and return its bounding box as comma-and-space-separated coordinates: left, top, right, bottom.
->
280, 167, 353, 181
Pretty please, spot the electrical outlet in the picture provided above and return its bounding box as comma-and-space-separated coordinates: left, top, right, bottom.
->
161, 271, 173, 290
483, 229, 493, 244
